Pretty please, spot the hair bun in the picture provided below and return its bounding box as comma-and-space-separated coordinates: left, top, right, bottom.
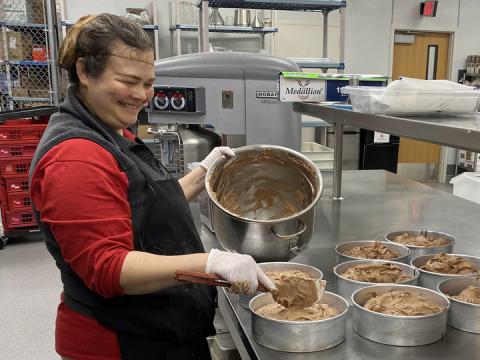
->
58, 15, 97, 70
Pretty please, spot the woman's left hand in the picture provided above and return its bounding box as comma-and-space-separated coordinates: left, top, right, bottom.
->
200, 146, 235, 171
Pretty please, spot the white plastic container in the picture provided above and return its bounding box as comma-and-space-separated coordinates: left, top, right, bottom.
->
301, 142, 334, 169
341, 86, 480, 115
450, 172, 480, 204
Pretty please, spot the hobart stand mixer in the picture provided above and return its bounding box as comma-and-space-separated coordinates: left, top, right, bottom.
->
147, 52, 302, 232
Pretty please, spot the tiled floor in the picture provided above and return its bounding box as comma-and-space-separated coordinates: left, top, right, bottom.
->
0, 235, 60, 360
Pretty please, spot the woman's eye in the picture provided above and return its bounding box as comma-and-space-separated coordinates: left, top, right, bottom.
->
144, 83, 153, 89
122, 80, 135, 86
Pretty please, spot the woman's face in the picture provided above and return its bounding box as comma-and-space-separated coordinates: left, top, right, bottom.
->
77, 42, 155, 132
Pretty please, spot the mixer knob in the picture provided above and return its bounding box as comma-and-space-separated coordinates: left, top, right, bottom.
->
171, 95, 186, 110
154, 93, 169, 110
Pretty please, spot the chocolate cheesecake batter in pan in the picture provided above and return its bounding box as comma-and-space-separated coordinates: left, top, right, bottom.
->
341, 263, 413, 283
420, 253, 479, 275
452, 286, 480, 304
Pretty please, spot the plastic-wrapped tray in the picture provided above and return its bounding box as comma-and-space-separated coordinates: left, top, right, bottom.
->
341, 86, 480, 115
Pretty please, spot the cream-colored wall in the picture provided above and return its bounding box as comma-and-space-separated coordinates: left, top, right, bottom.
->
392, 0, 459, 32
274, 10, 340, 60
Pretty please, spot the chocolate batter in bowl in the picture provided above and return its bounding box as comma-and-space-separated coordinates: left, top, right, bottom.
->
205, 145, 323, 262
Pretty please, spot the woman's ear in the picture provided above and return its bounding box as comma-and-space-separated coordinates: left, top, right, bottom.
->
76, 57, 89, 87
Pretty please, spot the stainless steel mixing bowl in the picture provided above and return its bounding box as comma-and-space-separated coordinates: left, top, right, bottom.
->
250, 291, 348, 352
205, 145, 322, 262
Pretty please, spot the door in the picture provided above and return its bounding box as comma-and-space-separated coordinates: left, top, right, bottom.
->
392, 31, 450, 181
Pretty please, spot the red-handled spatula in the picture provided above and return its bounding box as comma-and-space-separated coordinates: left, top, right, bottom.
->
175, 270, 325, 308
175, 270, 269, 292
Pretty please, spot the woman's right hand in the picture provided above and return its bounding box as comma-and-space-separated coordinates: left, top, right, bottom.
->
205, 249, 275, 295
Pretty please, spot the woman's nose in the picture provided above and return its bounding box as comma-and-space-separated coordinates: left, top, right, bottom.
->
131, 86, 148, 102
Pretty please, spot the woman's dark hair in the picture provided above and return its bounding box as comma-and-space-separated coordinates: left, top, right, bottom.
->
58, 13, 153, 84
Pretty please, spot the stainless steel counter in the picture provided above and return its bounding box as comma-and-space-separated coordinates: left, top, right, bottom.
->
293, 103, 480, 199
197, 170, 480, 360
294, 103, 480, 152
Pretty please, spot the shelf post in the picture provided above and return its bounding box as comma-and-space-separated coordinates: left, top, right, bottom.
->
46, 0, 60, 105
322, 10, 328, 59
1, 24, 13, 110
201, 0, 209, 52
333, 121, 344, 200
339, 6, 345, 74
175, 0, 182, 55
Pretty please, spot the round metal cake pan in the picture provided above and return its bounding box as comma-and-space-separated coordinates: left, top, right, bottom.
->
438, 277, 480, 334
334, 259, 419, 306
385, 230, 455, 260
352, 284, 450, 346
250, 291, 348, 352
239, 262, 323, 309
335, 240, 410, 264
410, 253, 480, 291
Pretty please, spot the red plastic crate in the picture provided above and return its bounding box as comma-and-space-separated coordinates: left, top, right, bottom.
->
0, 124, 47, 142
0, 160, 31, 177
5, 209, 36, 229
6, 193, 32, 210
0, 142, 37, 159
4, 177, 30, 194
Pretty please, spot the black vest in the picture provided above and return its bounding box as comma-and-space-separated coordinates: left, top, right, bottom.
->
29, 86, 215, 359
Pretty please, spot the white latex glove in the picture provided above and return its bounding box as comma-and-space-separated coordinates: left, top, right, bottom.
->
200, 146, 235, 171
205, 249, 276, 295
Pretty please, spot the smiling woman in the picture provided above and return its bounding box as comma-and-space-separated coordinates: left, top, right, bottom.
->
29, 12, 272, 360
58, 14, 155, 132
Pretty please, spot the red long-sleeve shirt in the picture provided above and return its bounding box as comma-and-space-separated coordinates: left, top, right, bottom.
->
30, 130, 138, 359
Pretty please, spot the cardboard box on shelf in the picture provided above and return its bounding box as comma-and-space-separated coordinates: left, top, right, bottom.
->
23, 101, 50, 108
29, 89, 50, 98
32, 45, 47, 61
2, 0, 28, 23
3, 0, 47, 24
11, 87, 29, 97
19, 66, 49, 89
27, 0, 46, 24
21, 33, 32, 60
0, 73, 8, 94
0, 32, 22, 60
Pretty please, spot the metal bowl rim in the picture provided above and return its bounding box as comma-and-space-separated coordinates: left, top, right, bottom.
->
335, 240, 410, 261
205, 144, 323, 224
333, 259, 420, 286
259, 261, 324, 279
249, 291, 349, 325
385, 230, 456, 249
351, 284, 450, 319
437, 277, 480, 307
410, 253, 480, 277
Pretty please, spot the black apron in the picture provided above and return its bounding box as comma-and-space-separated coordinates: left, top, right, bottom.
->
91, 137, 216, 359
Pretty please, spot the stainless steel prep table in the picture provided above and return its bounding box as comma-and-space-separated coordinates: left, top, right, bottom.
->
197, 170, 480, 360
293, 103, 480, 199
